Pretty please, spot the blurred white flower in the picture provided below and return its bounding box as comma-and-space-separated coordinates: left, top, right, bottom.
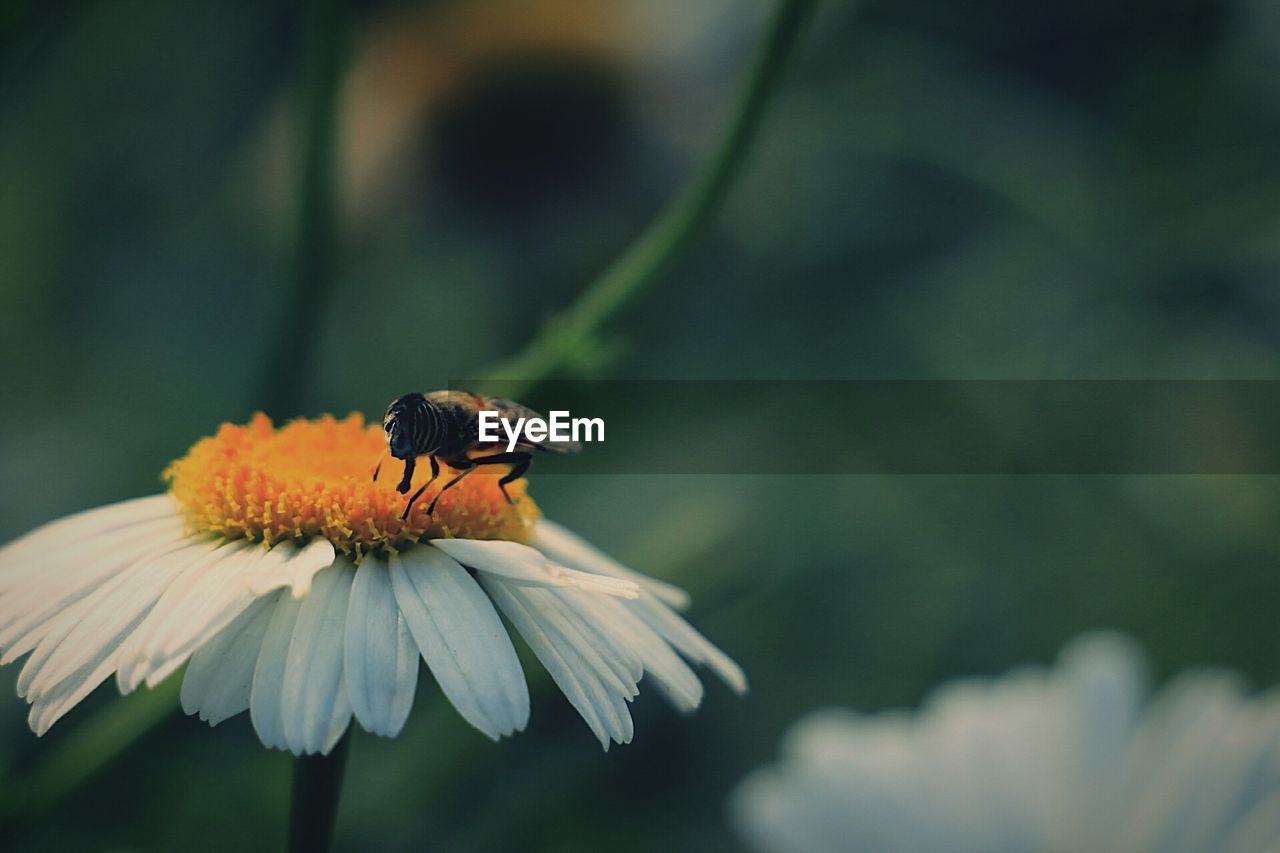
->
0, 414, 744, 755
731, 633, 1280, 853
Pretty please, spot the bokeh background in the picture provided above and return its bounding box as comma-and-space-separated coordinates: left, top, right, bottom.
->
4, 0, 1280, 850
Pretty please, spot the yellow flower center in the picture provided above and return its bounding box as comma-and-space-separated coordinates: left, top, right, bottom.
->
165, 413, 538, 553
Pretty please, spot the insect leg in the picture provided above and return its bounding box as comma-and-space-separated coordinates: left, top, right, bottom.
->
395, 457, 416, 494
424, 457, 477, 517
469, 452, 533, 505
398, 456, 441, 521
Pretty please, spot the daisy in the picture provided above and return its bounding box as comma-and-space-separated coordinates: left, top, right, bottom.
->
731, 633, 1280, 853
0, 413, 744, 755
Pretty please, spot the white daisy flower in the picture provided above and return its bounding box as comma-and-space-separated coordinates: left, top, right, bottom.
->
731, 633, 1280, 853
0, 413, 744, 755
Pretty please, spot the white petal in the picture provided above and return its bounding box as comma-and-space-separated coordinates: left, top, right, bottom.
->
480, 576, 635, 749
118, 538, 336, 692
281, 563, 354, 755
242, 537, 337, 598
389, 548, 528, 740
22, 544, 216, 734
533, 519, 691, 608
429, 538, 638, 598
531, 590, 641, 700
344, 555, 417, 738
113, 540, 257, 691
21, 540, 217, 698
569, 590, 704, 713
1111, 671, 1279, 852
552, 590, 645, 687
143, 540, 335, 689
181, 593, 277, 725
27, 654, 119, 736
528, 526, 744, 696
0, 520, 188, 663
13, 601, 96, 698
321, 691, 353, 755
250, 592, 304, 751
625, 594, 747, 695
0, 495, 178, 590
25, 595, 170, 736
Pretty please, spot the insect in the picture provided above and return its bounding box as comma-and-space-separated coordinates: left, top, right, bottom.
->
375, 390, 581, 520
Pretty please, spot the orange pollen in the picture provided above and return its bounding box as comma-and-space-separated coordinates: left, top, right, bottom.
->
164, 413, 539, 554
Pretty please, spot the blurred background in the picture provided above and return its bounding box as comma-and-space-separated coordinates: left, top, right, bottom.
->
3, 0, 1280, 849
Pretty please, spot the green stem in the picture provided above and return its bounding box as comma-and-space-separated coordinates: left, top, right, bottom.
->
482, 0, 817, 396
288, 730, 352, 853
259, 0, 346, 417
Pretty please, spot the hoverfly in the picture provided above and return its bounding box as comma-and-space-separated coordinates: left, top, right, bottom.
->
375, 390, 581, 519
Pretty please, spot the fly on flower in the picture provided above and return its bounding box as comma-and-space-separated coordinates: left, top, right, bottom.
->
0, 413, 744, 755
376, 390, 581, 519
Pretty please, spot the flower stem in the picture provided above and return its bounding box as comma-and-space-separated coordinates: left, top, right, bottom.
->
259, 0, 347, 417
288, 729, 352, 853
482, 0, 817, 396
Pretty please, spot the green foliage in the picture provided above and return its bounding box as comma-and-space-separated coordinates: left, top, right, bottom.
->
2, 0, 1280, 850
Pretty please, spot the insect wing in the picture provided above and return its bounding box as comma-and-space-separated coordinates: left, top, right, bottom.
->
486, 397, 582, 454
